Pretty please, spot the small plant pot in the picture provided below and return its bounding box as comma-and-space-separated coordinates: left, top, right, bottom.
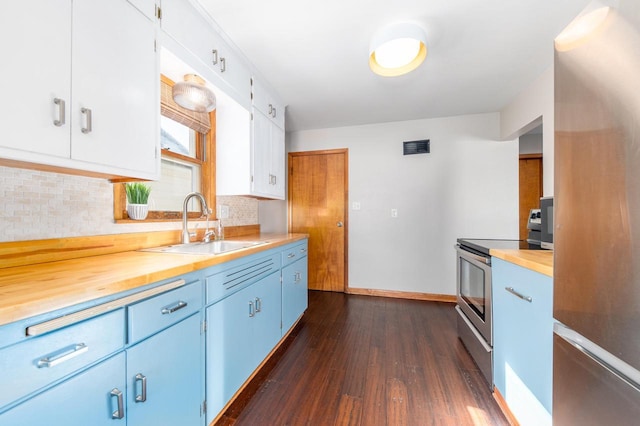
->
127, 204, 149, 220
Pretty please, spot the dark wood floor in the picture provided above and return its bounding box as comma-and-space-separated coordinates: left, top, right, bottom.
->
218, 291, 509, 426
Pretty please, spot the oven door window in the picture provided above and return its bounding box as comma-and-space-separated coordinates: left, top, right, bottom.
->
460, 258, 486, 320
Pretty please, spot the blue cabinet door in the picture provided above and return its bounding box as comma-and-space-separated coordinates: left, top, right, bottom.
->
492, 257, 553, 425
206, 283, 255, 424
282, 257, 308, 334
0, 352, 126, 426
127, 313, 203, 426
252, 272, 282, 363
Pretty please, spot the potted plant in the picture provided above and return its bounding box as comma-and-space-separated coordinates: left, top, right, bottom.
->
125, 182, 152, 220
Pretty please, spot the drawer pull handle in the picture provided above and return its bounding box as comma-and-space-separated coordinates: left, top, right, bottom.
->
161, 301, 188, 315
37, 343, 88, 368
505, 286, 533, 303
110, 388, 125, 419
287, 253, 296, 259
135, 373, 147, 403
300, 248, 307, 253
53, 98, 66, 126
80, 107, 92, 134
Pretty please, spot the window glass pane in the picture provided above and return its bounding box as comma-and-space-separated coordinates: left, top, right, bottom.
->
160, 115, 197, 158
148, 158, 201, 212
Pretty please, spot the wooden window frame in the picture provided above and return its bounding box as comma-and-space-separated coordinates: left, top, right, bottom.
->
113, 78, 216, 223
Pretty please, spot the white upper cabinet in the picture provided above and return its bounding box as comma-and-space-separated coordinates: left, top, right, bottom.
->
71, 0, 158, 178
160, 0, 251, 107
0, 0, 159, 180
252, 77, 285, 130
0, 0, 72, 159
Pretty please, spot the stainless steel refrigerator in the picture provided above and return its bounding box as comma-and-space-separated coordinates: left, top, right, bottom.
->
553, 0, 640, 424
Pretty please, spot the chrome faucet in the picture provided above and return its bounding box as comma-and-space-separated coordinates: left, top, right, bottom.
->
182, 192, 210, 244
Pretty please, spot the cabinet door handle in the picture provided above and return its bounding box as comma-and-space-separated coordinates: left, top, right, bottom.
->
53, 98, 66, 126
161, 301, 188, 315
249, 301, 255, 317
268, 104, 273, 115
110, 388, 125, 419
272, 107, 277, 118
37, 343, 88, 368
294, 272, 301, 283
80, 107, 92, 134
505, 286, 533, 303
212, 49, 218, 65
287, 253, 296, 259
255, 297, 262, 313
135, 373, 147, 403
220, 57, 226, 72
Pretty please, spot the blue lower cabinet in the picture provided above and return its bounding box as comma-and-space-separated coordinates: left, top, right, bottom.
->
282, 257, 308, 334
492, 257, 553, 426
127, 313, 203, 426
206, 271, 282, 424
0, 352, 127, 426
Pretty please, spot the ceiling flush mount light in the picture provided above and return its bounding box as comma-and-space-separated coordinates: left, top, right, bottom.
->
369, 22, 427, 77
554, 0, 616, 52
172, 74, 216, 112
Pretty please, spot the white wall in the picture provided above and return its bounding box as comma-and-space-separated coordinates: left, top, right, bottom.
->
501, 67, 554, 196
288, 113, 518, 296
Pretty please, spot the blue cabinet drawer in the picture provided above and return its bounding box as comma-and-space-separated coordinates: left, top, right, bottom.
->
206, 253, 281, 305
281, 241, 308, 267
128, 280, 202, 344
0, 308, 125, 410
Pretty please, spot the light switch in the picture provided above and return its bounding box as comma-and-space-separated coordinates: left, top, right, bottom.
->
391, 209, 398, 218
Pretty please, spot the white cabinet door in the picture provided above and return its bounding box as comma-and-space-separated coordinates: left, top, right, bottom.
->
270, 123, 285, 198
250, 109, 285, 199
72, 0, 158, 177
251, 109, 272, 196
0, 0, 71, 158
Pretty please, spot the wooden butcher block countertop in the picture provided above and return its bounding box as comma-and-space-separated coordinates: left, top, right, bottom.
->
490, 249, 553, 278
0, 233, 307, 327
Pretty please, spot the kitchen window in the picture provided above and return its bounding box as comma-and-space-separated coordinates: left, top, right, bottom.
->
113, 75, 216, 221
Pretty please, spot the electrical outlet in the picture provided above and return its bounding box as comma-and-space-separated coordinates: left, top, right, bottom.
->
352, 202, 361, 211
218, 204, 230, 219
391, 208, 398, 218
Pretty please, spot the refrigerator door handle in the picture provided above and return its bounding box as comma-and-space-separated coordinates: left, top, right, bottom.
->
554, 322, 640, 393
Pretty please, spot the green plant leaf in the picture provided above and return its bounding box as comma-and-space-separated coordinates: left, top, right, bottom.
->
125, 183, 151, 204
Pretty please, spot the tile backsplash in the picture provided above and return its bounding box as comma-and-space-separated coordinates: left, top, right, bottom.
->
0, 166, 258, 242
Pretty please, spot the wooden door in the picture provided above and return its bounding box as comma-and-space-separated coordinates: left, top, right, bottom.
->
519, 154, 543, 240
288, 149, 348, 292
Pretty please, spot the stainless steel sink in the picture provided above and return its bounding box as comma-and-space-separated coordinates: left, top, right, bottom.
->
141, 240, 267, 255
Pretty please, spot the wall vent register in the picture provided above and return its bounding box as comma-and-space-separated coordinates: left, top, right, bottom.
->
403, 139, 430, 155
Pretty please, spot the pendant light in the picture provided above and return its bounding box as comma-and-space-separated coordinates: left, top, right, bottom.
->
172, 74, 216, 112
369, 23, 428, 77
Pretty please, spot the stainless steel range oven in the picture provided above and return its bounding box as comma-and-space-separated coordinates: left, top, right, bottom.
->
455, 238, 528, 388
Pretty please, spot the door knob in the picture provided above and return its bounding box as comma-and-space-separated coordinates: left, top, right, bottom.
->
337, 221, 343, 227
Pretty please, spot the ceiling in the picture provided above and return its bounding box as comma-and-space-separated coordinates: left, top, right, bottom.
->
198, 0, 590, 132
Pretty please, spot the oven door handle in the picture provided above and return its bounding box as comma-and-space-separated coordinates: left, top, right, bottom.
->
455, 245, 490, 265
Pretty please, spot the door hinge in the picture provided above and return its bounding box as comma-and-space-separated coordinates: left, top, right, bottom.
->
156, 5, 162, 20
201, 400, 207, 415
201, 320, 207, 334
154, 39, 157, 53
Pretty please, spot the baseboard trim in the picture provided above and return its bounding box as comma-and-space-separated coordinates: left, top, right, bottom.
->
493, 387, 520, 426
345, 287, 456, 303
